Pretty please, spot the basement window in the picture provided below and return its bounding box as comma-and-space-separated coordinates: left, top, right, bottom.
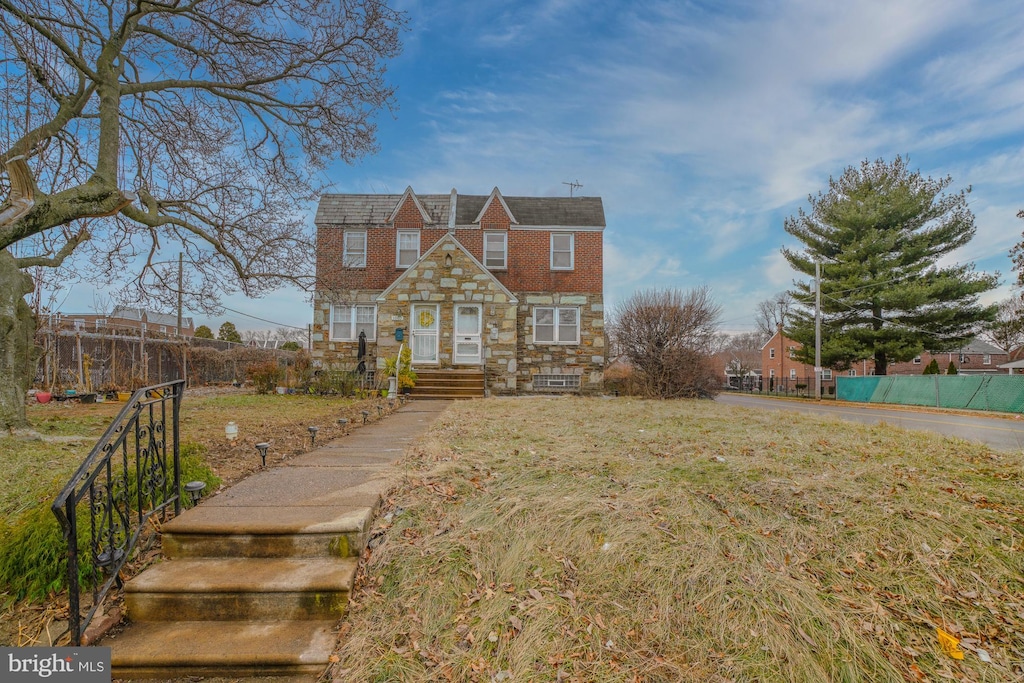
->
533, 374, 581, 390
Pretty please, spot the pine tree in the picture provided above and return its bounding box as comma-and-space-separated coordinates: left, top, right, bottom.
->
783, 157, 998, 375
923, 359, 940, 375
946, 361, 958, 375
194, 325, 214, 339
218, 322, 242, 344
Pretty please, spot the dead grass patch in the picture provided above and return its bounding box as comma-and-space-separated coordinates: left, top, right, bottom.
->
330, 398, 1024, 683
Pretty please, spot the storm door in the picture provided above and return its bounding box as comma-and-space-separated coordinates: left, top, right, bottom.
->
453, 304, 482, 365
410, 304, 439, 364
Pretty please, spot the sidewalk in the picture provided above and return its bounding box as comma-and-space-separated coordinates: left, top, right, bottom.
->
107, 400, 453, 680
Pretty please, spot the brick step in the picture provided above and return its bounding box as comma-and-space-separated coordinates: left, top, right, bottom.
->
411, 393, 481, 400
162, 505, 375, 559
109, 620, 336, 679
125, 557, 357, 621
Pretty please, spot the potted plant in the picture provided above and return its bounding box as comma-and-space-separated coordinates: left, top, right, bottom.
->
382, 346, 416, 395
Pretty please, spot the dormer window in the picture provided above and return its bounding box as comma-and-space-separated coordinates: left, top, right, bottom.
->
484, 232, 507, 269
397, 230, 420, 268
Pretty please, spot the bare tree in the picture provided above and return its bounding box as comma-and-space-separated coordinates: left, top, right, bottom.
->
984, 295, 1024, 358
0, 0, 403, 427
754, 292, 793, 340
611, 286, 722, 399
718, 331, 763, 378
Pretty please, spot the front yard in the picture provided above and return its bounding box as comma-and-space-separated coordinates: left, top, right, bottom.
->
330, 397, 1024, 682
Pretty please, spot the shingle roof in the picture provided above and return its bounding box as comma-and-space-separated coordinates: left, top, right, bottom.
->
315, 191, 605, 228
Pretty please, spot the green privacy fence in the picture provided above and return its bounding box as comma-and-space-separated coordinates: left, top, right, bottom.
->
836, 375, 1024, 413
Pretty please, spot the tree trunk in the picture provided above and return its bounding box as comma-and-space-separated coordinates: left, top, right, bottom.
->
0, 249, 38, 430
874, 350, 888, 376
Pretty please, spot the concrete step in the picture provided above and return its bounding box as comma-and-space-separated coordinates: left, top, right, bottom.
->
162, 506, 375, 559
125, 557, 357, 621
109, 620, 337, 679
411, 392, 483, 400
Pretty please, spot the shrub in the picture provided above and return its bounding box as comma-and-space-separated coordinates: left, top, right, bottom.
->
246, 360, 283, 394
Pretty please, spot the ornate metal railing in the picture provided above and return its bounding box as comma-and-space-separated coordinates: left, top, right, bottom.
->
51, 380, 185, 645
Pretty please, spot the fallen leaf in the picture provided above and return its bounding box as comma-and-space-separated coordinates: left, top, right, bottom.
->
936, 628, 964, 660
528, 588, 543, 601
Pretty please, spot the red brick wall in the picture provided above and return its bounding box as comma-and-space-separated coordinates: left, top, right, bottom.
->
316, 226, 603, 294
392, 195, 425, 229
479, 198, 511, 230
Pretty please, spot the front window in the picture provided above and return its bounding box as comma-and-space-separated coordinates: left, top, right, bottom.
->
822, 369, 833, 380
848, 369, 857, 376
534, 307, 579, 344
789, 369, 797, 380
397, 230, 420, 268
983, 354, 991, 365
484, 232, 507, 269
550, 233, 574, 270
769, 348, 775, 359
913, 356, 922, 364
331, 304, 377, 341
343, 231, 367, 268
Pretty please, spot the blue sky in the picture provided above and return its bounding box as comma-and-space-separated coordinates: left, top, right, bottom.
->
64, 0, 1024, 334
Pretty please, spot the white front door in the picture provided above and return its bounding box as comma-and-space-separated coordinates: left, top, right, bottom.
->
410, 304, 439, 364
453, 304, 482, 365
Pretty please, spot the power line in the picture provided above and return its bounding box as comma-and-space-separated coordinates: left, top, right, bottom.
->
216, 304, 307, 330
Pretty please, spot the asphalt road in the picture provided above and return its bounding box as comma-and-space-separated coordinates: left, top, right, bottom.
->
715, 393, 1024, 452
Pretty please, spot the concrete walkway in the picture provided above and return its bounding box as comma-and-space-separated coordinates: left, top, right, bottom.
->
107, 400, 452, 680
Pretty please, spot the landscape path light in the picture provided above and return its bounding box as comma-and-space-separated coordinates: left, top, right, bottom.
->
308, 425, 320, 447
338, 417, 348, 434
255, 442, 270, 468
361, 410, 369, 424
184, 481, 207, 507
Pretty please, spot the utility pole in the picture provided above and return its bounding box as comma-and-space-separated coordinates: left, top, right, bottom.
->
815, 262, 822, 401
176, 252, 183, 336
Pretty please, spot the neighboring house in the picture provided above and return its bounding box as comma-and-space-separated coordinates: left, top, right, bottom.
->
888, 338, 1008, 375
760, 327, 842, 384
57, 306, 195, 338
311, 186, 605, 394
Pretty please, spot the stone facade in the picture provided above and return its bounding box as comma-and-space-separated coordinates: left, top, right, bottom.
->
311, 187, 606, 395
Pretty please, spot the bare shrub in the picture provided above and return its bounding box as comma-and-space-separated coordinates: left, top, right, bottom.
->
611, 286, 722, 398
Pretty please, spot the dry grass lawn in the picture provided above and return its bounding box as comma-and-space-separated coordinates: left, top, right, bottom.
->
330, 397, 1024, 683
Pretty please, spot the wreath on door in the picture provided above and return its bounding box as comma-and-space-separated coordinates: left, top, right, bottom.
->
418, 309, 435, 328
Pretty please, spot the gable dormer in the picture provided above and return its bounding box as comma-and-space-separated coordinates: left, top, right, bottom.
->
473, 187, 517, 230
388, 186, 432, 229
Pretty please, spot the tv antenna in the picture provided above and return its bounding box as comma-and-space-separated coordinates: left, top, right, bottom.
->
562, 180, 583, 197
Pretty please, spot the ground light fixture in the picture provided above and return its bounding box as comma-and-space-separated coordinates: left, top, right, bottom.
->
308, 425, 320, 447
361, 410, 369, 424
376, 404, 384, 418
338, 417, 348, 433
255, 442, 270, 468
225, 421, 239, 443
184, 481, 207, 507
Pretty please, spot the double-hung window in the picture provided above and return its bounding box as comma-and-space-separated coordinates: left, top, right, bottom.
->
331, 304, 376, 341
550, 233, 574, 270
343, 231, 367, 268
533, 307, 579, 344
397, 231, 420, 268
484, 232, 507, 269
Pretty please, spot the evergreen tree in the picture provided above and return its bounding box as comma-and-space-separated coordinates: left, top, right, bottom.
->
783, 157, 998, 375
218, 322, 242, 344
194, 325, 214, 339
923, 359, 940, 375
946, 361, 958, 375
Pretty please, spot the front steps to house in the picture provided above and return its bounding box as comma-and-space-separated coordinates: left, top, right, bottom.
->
410, 368, 485, 399
105, 402, 451, 680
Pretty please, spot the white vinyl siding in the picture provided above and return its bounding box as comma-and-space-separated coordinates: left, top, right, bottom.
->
550, 233, 574, 270
343, 231, 367, 268
484, 232, 507, 269
533, 307, 579, 344
331, 304, 376, 341
397, 230, 420, 268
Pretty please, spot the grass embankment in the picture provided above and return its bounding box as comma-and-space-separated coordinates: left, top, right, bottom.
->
0, 390, 374, 645
332, 398, 1024, 683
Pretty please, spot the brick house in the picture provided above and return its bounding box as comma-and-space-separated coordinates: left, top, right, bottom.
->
887, 338, 1008, 375
57, 306, 195, 338
310, 187, 606, 394
760, 327, 828, 385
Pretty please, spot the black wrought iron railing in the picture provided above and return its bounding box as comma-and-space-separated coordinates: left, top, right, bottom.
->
51, 380, 184, 645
